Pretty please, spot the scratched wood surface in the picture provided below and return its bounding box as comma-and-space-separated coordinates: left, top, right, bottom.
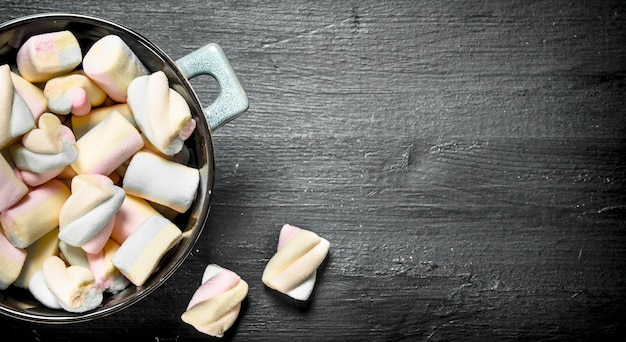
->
1, 0, 626, 341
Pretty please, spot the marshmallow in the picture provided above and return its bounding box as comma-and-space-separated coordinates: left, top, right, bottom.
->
0, 229, 27, 290
112, 214, 182, 286
71, 103, 134, 139
181, 264, 248, 337
86, 239, 130, 293
10, 113, 78, 186
59, 240, 89, 268
262, 224, 330, 301
82, 35, 149, 102
41, 255, 103, 313
1, 179, 70, 248
128, 71, 196, 155
71, 110, 144, 175
16, 30, 82, 83
111, 194, 160, 244
0, 153, 28, 213
44, 72, 107, 116
13, 228, 59, 288
10, 71, 47, 121
123, 151, 199, 213
29, 270, 62, 309
59, 174, 125, 254
0, 64, 36, 149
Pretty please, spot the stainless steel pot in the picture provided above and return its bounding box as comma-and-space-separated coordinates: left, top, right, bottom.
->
0, 12, 248, 323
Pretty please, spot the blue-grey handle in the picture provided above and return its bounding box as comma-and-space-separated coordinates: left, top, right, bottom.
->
175, 44, 249, 131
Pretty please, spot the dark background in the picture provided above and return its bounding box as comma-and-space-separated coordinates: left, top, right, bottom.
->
1, 1, 625, 340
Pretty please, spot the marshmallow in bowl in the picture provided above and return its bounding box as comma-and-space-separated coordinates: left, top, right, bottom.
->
0, 229, 26, 290
13, 229, 59, 289
112, 214, 182, 286
10, 71, 48, 121
86, 239, 130, 293
16, 30, 82, 83
28, 270, 62, 310
0, 152, 28, 213
0, 64, 35, 149
82, 34, 149, 102
1, 179, 71, 249
71, 110, 144, 176
181, 264, 248, 337
58, 174, 125, 254
0, 29, 207, 314
111, 194, 160, 244
71, 103, 134, 139
58, 240, 89, 268
41, 256, 103, 313
10, 113, 78, 187
44, 72, 107, 116
123, 151, 199, 213
127, 70, 196, 156
262, 224, 330, 301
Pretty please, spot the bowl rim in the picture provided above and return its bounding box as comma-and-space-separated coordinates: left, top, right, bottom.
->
0, 12, 216, 323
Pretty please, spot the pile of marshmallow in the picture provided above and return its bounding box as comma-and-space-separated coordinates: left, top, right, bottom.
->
0, 30, 199, 312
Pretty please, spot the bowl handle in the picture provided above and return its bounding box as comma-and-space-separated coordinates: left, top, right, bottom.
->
175, 44, 249, 131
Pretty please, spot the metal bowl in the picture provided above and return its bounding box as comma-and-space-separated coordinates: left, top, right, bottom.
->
0, 12, 248, 323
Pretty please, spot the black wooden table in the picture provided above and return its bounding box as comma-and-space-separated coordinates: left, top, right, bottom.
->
1, 1, 625, 341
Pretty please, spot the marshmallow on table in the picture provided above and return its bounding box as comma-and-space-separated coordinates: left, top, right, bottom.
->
128, 70, 196, 156
10, 113, 78, 187
0, 152, 28, 213
112, 214, 182, 286
71, 103, 134, 139
262, 224, 330, 301
13, 228, 59, 289
82, 34, 149, 102
10, 71, 47, 121
181, 264, 248, 337
41, 255, 103, 313
44, 72, 107, 116
0, 229, 27, 290
123, 151, 199, 213
59, 174, 125, 254
0, 64, 36, 149
16, 30, 82, 83
86, 239, 130, 293
71, 110, 144, 176
111, 194, 160, 244
1, 179, 70, 249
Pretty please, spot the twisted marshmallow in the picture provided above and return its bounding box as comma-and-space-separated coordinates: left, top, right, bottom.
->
10, 113, 78, 186
58, 174, 125, 254
127, 71, 196, 156
181, 264, 248, 337
262, 224, 330, 301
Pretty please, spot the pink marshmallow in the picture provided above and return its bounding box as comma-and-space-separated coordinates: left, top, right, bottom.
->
10, 72, 47, 121
16, 31, 82, 83
0, 179, 71, 248
71, 110, 144, 176
0, 153, 28, 213
111, 194, 160, 244
181, 264, 248, 337
44, 72, 107, 116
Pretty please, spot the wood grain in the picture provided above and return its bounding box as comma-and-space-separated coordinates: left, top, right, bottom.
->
1, 0, 625, 340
